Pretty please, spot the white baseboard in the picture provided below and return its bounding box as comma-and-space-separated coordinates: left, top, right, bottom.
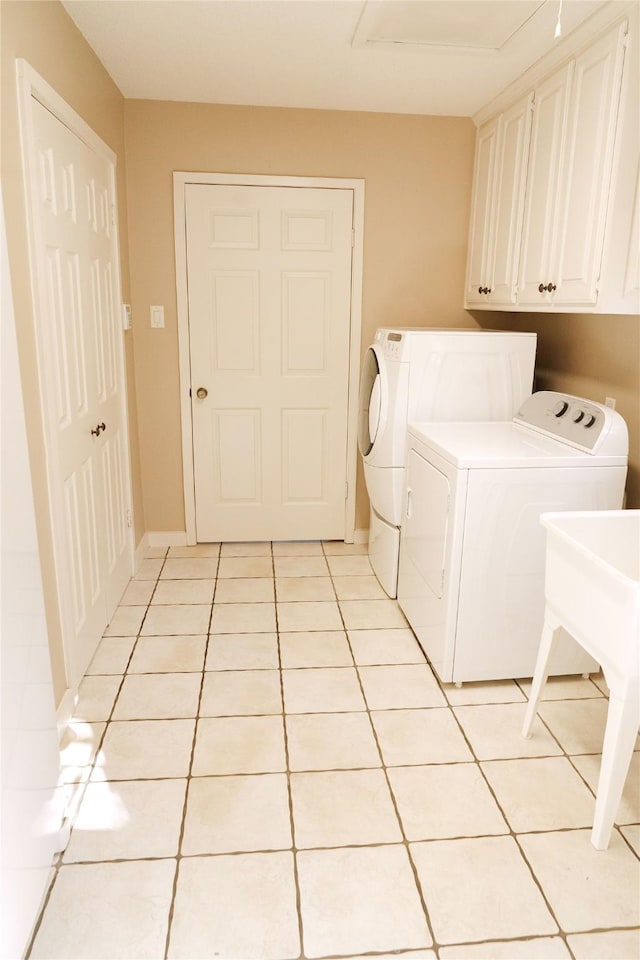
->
134, 533, 149, 571
143, 530, 368, 547
56, 687, 76, 739
147, 531, 188, 547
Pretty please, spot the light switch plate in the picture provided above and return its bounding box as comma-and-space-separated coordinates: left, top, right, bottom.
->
150, 305, 164, 329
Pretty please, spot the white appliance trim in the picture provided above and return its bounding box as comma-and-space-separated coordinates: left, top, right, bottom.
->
173, 171, 364, 545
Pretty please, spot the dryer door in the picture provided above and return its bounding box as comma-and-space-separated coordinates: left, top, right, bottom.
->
357, 344, 386, 457
404, 449, 451, 600
398, 447, 457, 681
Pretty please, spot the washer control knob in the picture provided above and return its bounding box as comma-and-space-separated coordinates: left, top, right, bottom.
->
584, 414, 597, 428
573, 409, 585, 423
553, 400, 569, 418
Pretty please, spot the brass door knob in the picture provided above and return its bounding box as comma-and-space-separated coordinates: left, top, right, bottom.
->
196, 387, 208, 400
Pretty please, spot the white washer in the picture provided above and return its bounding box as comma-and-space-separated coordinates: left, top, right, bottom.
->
397, 391, 629, 684
358, 327, 537, 597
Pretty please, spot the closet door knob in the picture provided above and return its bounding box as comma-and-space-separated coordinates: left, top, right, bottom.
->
196, 387, 208, 400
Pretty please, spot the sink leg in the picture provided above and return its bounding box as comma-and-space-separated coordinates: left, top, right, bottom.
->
522, 613, 560, 739
591, 689, 640, 850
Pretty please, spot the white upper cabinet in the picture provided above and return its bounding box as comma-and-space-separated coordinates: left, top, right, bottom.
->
465, 116, 500, 306
518, 63, 573, 304
519, 23, 627, 307
465, 94, 533, 307
465, 11, 639, 315
490, 94, 534, 304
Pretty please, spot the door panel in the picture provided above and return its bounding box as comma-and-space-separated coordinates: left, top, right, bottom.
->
102, 430, 128, 575
211, 272, 260, 371
31, 99, 131, 684
518, 63, 573, 302
553, 23, 627, 304
216, 409, 262, 502
282, 409, 327, 501
465, 115, 499, 303
490, 93, 533, 303
186, 184, 354, 542
282, 273, 329, 372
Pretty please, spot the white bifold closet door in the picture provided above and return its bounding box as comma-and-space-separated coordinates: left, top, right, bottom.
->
185, 183, 354, 542
30, 98, 131, 685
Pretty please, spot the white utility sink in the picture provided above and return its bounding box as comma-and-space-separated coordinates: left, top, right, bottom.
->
523, 510, 640, 849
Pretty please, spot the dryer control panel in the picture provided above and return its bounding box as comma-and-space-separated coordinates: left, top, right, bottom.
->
514, 391, 628, 455
375, 329, 405, 359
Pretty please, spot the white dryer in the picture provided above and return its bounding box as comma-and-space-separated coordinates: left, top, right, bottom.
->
358, 327, 537, 597
397, 391, 629, 684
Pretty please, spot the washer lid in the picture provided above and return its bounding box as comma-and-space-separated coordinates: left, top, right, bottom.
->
407, 421, 628, 469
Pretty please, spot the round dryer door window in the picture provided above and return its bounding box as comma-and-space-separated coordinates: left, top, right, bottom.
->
358, 345, 382, 456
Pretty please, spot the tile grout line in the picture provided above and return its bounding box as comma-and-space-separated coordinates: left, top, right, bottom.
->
24, 547, 172, 960
26, 543, 639, 958
275, 542, 307, 960
429, 668, 578, 957
324, 545, 440, 957
162, 544, 220, 960
336, 564, 601, 957
510, 667, 638, 858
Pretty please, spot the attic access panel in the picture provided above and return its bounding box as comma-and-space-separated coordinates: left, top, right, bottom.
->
353, 0, 547, 52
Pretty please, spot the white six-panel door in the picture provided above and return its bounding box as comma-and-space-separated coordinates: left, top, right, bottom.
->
30, 98, 131, 685
185, 183, 354, 542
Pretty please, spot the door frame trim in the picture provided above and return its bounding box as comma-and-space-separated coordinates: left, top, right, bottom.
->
173, 171, 365, 543
16, 59, 135, 684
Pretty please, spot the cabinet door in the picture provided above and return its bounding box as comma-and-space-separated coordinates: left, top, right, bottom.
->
552, 21, 627, 305
623, 162, 640, 303
488, 93, 534, 304
464, 116, 499, 305
518, 63, 573, 304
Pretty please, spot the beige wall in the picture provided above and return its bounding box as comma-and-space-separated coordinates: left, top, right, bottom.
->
1, 0, 144, 703
474, 313, 640, 508
123, 100, 477, 533
5, 2, 635, 711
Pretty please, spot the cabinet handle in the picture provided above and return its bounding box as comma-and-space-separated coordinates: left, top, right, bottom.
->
538, 282, 557, 293
548, 282, 557, 292
406, 488, 413, 520
90, 422, 106, 437
538, 282, 546, 293
478, 286, 492, 295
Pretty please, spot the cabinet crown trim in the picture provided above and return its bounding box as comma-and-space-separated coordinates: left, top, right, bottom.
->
473, 3, 633, 127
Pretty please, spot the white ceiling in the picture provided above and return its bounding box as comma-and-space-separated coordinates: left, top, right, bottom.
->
62, 0, 613, 117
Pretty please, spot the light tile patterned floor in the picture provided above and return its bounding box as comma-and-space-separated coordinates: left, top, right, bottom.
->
31, 542, 640, 960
